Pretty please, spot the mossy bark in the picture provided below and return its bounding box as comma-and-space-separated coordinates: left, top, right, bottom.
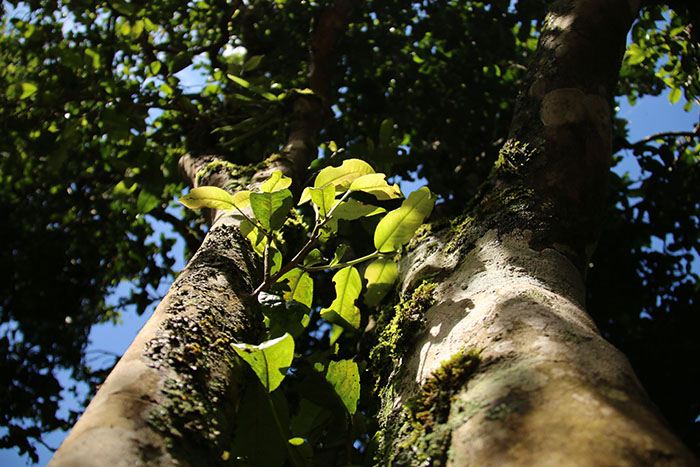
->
372, 0, 700, 465
50, 220, 262, 466
51, 2, 360, 464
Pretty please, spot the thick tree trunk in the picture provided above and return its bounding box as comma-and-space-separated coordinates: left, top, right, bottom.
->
50, 1, 359, 464
373, 0, 700, 465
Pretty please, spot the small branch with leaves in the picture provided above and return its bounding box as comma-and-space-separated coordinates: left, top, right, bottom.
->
178, 157, 435, 465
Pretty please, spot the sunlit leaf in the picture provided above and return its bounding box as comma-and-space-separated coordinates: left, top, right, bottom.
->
333, 199, 386, 220
363, 257, 398, 306
240, 219, 267, 256
250, 189, 293, 231
278, 268, 313, 308
309, 184, 336, 217
227, 73, 278, 101
374, 187, 436, 252
232, 333, 294, 393
260, 170, 292, 192
320, 266, 362, 330
314, 158, 375, 192
178, 186, 235, 210
668, 87, 682, 104
350, 173, 403, 200
19, 82, 38, 99
325, 360, 360, 415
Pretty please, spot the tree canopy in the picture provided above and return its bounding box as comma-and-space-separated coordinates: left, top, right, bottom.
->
1, 0, 699, 462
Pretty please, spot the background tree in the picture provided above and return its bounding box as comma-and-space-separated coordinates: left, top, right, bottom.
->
1, 0, 699, 464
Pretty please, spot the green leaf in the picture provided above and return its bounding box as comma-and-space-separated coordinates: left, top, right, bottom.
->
333, 199, 386, 220
240, 219, 267, 256
363, 257, 398, 306
232, 333, 294, 393
113, 180, 138, 197
19, 82, 38, 99
259, 292, 308, 339
278, 268, 313, 308
230, 190, 252, 209
625, 43, 645, 66
260, 170, 292, 192
330, 244, 347, 266
669, 87, 682, 104
309, 184, 336, 217
325, 360, 360, 415
320, 266, 362, 330
314, 158, 375, 192
243, 54, 264, 71
250, 189, 293, 231
227, 73, 278, 101
136, 189, 160, 214
349, 173, 403, 200
178, 186, 235, 210
303, 249, 324, 267
270, 247, 283, 275
378, 118, 394, 147
374, 187, 436, 252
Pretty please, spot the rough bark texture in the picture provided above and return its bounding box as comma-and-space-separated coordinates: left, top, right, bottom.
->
373, 0, 700, 465
51, 1, 359, 464
50, 221, 262, 466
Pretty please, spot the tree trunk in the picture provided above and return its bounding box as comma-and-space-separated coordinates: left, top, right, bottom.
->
49, 1, 359, 464
373, 0, 700, 465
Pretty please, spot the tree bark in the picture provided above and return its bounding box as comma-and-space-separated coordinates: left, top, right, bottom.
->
373, 0, 700, 465
50, 1, 359, 464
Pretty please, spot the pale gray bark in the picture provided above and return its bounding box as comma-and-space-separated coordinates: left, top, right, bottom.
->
374, 0, 700, 465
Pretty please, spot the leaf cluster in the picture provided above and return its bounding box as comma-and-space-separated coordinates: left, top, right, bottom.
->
179, 158, 435, 465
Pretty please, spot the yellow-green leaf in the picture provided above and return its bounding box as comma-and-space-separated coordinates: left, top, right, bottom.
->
240, 219, 267, 256
333, 199, 386, 220
232, 333, 294, 393
625, 43, 645, 66
278, 268, 313, 308
314, 158, 375, 192
320, 266, 362, 330
19, 82, 38, 99
309, 184, 336, 217
178, 186, 235, 210
374, 187, 436, 252
231, 190, 252, 209
363, 257, 398, 306
325, 360, 360, 415
668, 87, 682, 104
260, 170, 292, 192
250, 189, 293, 231
350, 173, 403, 200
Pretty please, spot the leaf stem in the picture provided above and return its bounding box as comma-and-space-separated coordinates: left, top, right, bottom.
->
301, 250, 386, 272
251, 188, 353, 297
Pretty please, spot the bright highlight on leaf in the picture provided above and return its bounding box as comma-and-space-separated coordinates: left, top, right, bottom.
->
374, 187, 436, 252
309, 184, 336, 218
325, 360, 360, 415
232, 333, 295, 393
178, 186, 235, 210
260, 170, 292, 192
320, 266, 362, 330
314, 158, 375, 191
349, 173, 402, 200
